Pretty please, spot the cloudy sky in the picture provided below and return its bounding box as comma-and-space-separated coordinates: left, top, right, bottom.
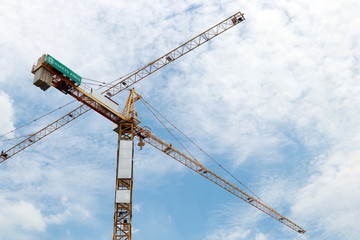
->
1, 0, 359, 239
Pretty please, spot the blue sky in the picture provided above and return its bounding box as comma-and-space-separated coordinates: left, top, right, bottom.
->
0, 0, 360, 239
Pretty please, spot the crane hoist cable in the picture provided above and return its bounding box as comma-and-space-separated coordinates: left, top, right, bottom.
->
0, 74, 116, 142
138, 96, 269, 205
93, 66, 144, 92
82, 78, 116, 88
0, 100, 77, 140
82, 77, 109, 84
0, 110, 91, 162
139, 97, 200, 164
0, 135, 31, 142
81, 64, 150, 93
0, 72, 130, 141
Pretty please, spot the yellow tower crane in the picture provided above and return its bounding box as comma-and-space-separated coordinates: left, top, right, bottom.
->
0, 11, 306, 239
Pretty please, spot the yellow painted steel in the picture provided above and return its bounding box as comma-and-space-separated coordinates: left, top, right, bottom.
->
135, 125, 306, 234
2, 10, 307, 238
3, 11, 245, 162
113, 123, 135, 240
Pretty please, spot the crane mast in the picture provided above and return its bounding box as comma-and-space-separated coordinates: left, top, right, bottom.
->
113, 90, 141, 240
114, 122, 135, 240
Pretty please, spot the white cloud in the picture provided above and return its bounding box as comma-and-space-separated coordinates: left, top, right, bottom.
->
46, 202, 91, 225
206, 226, 250, 240
0, 58, 12, 83
134, 143, 184, 187
133, 202, 143, 213
132, 227, 140, 234
0, 91, 14, 138
292, 146, 360, 239
0, 196, 46, 239
0, 139, 113, 237
255, 233, 267, 240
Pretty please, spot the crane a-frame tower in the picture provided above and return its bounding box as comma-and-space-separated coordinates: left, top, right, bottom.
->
1, 11, 306, 239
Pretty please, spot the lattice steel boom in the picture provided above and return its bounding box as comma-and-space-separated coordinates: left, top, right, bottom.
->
0, 11, 245, 163
135, 125, 306, 234
105, 11, 245, 97
0, 105, 90, 163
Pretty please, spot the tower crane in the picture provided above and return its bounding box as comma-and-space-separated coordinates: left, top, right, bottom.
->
0, 11, 306, 239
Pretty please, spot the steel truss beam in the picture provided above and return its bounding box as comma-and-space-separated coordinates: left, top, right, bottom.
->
1, 11, 245, 162
134, 126, 306, 234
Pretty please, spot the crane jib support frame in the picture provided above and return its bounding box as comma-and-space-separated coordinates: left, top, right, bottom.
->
1, 11, 246, 162
0, 105, 91, 163
103, 11, 245, 97
135, 126, 306, 234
